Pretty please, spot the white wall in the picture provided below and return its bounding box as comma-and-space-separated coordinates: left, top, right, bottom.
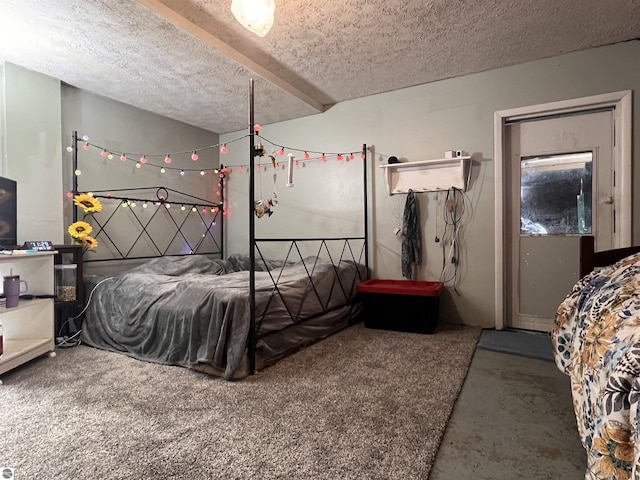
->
221, 41, 640, 328
1, 61, 63, 245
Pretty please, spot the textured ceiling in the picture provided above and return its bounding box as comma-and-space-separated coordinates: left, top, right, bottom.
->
0, 0, 638, 134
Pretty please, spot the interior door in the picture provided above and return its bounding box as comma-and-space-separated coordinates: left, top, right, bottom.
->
506, 109, 614, 331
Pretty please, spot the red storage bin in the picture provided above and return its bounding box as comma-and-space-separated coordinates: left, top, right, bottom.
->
357, 279, 443, 334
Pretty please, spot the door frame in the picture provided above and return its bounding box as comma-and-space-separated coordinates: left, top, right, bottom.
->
494, 90, 632, 330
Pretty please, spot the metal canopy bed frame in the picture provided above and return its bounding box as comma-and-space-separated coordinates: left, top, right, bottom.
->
70, 78, 370, 378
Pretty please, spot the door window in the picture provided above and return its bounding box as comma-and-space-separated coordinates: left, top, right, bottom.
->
520, 152, 593, 235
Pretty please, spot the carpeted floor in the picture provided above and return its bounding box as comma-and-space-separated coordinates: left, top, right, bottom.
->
0, 322, 480, 480
476, 328, 554, 362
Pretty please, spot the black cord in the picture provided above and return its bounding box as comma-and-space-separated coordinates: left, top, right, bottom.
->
439, 187, 468, 293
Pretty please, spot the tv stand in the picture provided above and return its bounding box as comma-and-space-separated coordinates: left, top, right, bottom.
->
0, 251, 56, 384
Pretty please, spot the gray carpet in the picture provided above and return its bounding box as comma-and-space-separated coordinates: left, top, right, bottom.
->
0, 322, 480, 480
476, 329, 554, 362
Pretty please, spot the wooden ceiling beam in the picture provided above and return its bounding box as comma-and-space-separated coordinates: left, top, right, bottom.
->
137, 0, 325, 113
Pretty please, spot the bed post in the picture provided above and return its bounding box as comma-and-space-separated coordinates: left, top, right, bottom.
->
219, 163, 225, 260
362, 143, 369, 278
248, 79, 257, 375
72, 130, 79, 223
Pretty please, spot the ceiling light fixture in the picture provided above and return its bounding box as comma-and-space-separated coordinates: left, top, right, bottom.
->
231, 0, 275, 37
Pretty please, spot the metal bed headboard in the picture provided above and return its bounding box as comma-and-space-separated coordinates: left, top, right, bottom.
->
70, 131, 225, 262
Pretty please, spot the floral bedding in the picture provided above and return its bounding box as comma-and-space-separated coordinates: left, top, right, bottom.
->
553, 252, 640, 480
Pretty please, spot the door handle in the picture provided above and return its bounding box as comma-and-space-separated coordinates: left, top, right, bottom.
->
604, 196, 614, 204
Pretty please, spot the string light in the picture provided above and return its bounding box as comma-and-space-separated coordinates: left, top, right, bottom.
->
75, 169, 82, 176
73, 133, 366, 177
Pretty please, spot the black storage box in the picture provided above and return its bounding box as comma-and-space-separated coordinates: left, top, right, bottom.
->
357, 279, 443, 334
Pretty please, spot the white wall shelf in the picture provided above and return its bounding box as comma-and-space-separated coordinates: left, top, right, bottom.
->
379, 156, 472, 195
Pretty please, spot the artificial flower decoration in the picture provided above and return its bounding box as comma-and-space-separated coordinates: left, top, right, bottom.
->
73, 194, 102, 213
68, 221, 93, 239
81, 235, 99, 250
68, 193, 101, 254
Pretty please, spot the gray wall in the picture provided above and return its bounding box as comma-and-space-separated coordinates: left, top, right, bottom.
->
0, 62, 219, 274
2, 41, 638, 328
61, 86, 220, 272
1, 61, 63, 244
221, 41, 640, 328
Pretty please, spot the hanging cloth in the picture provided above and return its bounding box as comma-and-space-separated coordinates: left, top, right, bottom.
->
401, 189, 421, 279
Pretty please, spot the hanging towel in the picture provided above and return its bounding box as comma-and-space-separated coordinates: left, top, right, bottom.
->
402, 189, 421, 279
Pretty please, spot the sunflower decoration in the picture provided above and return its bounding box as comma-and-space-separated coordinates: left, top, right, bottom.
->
68, 193, 101, 254
73, 193, 103, 213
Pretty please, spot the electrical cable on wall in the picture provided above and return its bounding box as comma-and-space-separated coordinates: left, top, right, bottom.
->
439, 187, 468, 294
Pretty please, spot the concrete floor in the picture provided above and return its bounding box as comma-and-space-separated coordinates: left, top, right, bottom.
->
430, 348, 586, 480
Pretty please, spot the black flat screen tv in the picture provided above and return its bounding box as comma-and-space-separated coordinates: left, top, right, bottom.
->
0, 176, 17, 248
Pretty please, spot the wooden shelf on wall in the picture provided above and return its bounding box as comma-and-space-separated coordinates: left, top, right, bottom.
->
379, 156, 472, 195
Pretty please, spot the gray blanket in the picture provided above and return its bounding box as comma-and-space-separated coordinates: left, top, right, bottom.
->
81, 254, 362, 380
